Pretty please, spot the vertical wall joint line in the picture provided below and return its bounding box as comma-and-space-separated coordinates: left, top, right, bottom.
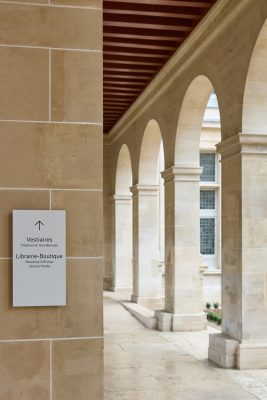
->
49, 49, 51, 122
50, 339, 52, 400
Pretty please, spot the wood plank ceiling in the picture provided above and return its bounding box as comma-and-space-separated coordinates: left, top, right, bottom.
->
103, 0, 217, 133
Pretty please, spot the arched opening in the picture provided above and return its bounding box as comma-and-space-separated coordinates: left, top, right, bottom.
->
139, 120, 165, 281
175, 75, 214, 166
200, 91, 221, 306
243, 19, 267, 134
112, 144, 133, 293
116, 144, 133, 195
139, 119, 163, 185
166, 75, 222, 329
131, 120, 165, 309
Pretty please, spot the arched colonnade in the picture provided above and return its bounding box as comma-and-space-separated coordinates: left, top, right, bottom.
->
106, 15, 267, 370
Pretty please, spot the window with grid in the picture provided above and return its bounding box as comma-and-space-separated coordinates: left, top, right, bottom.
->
200, 153, 216, 182
200, 190, 215, 210
200, 218, 215, 255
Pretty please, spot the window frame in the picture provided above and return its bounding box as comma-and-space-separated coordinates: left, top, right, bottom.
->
199, 151, 221, 270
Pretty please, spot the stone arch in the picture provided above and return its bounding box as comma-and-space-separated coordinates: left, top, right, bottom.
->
164, 75, 222, 323
175, 75, 215, 166
132, 119, 165, 307
112, 144, 133, 292
115, 144, 132, 195
243, 18, 267, 134
139, 119, 164, 185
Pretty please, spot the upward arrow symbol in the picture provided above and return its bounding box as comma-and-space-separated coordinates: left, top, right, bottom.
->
35, 220, 44, 231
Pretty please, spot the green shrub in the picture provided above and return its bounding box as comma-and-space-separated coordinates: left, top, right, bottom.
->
213, 302, 219, 309
207, 311, 222, 325
206, 302, 211, 309
207, 311, 213, 321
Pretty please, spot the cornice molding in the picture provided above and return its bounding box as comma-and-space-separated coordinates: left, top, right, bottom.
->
130, 184, 160, 196
110, 194, 132, 204
217, 133, 267, 159
161, 166, 202, 183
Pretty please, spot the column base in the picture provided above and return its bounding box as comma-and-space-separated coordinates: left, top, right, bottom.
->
172, 312, 207, 331
208, 333, 238, 369
155, 311, 207, 332
237, 343, 267, 369
155, 310, 173, 331
103, 277, 112, 290
209, 334, 267, 369
131, 295, 164, 310
111, 286, 132, 294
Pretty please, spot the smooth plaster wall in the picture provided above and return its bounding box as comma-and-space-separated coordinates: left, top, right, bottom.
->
0, 1, 103, 399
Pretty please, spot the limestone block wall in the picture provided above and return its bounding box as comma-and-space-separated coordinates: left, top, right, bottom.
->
0, 1, 103, 399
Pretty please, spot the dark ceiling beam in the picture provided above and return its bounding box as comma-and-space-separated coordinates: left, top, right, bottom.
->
103, 41, 175, 52
105, 91, 141, 97
104, 98, 132, 102
104, 108, 126, 110
104, 21, 192, 33
104, 97, 134, 102
104, 113, 124, 117
104, 84, 145, 90
104, 106, 126, 111
104, 64, 159, 72
104, 106, 125, 111
104, 8, 202, 20
104, 76, 150, 83
104, 49, 170, 58
104, 94, 138, 100
104, 112, 126, 115
104, 54, 165, 63
104, 111, 126, 115
104, 14, 194, 28
104, 0, 212, 8
104, 35, 182, 46
104, 86, 141, 92
104, 78, 146, 85
104, 81, 144, 87
104, 32, 185, 41
104, 32, 184, 47
104, 106, 125, 109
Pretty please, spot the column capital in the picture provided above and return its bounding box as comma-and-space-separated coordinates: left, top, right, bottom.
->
161, 166, 202, 183
110, 194, 132, 204
130, 184, 159, 196
217, 132, 267, 160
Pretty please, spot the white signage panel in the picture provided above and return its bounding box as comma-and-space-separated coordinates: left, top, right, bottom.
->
13, 210, 66, 307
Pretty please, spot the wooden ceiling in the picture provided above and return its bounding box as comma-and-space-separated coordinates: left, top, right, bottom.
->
103, 0, 217, 133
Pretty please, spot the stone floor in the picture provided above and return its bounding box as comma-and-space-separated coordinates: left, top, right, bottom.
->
104, 292, 267, 400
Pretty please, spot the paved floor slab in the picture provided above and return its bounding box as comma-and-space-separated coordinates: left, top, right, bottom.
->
104, 293, 261, 400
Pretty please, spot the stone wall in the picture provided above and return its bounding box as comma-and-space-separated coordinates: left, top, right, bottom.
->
0, 1, 103, 398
